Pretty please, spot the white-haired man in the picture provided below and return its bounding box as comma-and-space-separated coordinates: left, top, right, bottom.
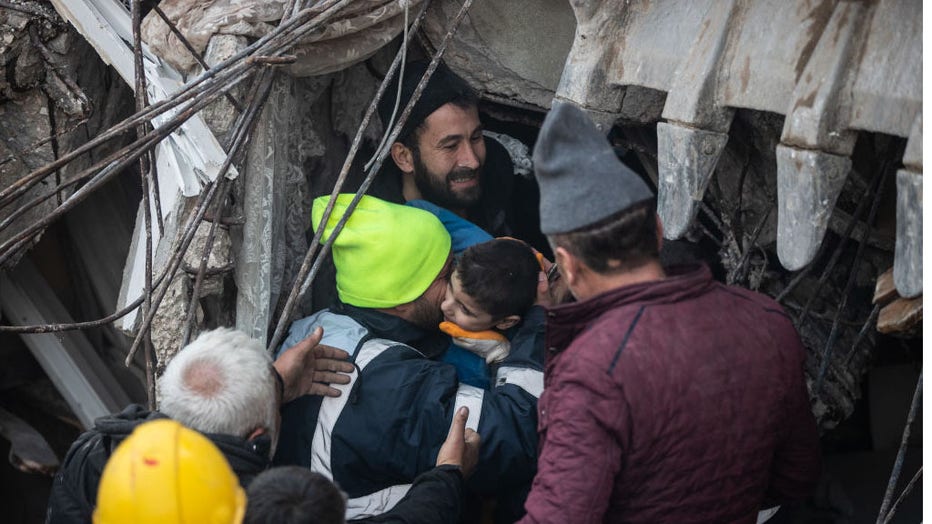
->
159, 328, 283, 457
46, 327, 353, 524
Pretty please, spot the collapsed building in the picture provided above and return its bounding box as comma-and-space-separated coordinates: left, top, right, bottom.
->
0, 0, 922, 521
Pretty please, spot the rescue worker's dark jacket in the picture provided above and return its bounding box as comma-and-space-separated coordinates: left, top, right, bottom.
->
45, 404, 269, 524
353, 465, 465, 524
275, 302, 545, 521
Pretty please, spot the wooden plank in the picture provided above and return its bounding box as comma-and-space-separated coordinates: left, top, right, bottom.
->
873, 267, 897, 306
877, 296, 922, 335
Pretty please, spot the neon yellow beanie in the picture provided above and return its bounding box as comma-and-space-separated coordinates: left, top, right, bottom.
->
312, 194, 452, 308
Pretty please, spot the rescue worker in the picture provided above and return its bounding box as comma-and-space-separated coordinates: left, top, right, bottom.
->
518, 102, 822, 523
376, 59, 548, 255
275, 194, 544, 522
92, 419, 246, 524
247, 405, 480, 524
46, 327, 353, 524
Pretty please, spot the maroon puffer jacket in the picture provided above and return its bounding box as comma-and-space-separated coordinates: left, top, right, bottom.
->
520, 264, 820, 524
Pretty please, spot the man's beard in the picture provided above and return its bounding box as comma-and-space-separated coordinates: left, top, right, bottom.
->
407, 293, 444, 331
412, 149, 483, 211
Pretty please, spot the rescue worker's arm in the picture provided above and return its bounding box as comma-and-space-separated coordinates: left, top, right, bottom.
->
466, 305, 545, 493
354, 407, 480, 524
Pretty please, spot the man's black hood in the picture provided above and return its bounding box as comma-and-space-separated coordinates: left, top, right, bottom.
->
91, 404, 269, 486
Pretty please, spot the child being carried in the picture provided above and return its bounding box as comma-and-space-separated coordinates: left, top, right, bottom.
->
440, 238, 542, 365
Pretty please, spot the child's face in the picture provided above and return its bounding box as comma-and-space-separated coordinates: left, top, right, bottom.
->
440, 270, 499, 332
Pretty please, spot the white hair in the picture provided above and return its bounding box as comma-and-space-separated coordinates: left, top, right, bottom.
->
158, 328, 279, 455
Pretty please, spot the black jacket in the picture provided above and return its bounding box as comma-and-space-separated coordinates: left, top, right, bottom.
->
45, 404, 270, 524
353, 465, 464, 524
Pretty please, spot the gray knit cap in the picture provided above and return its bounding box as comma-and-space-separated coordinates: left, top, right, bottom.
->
533, 101, 653, 234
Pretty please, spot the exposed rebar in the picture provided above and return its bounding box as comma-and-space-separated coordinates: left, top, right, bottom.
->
0, 269, 169, 333
0, 77, 245, 265
814, 164, 890, 395
729, 205, 772, 285
180, 69, 277, 348
0, 117, 88, 168
124, 57, 280, 366
0, 0, 349, 210
880, 467, 922, 524
792, 165, 886, 320
875, 371, 922, 524
152, 5, 245, 113
842, 303, 880, 368
131, 0, 157, 411
266, 0, 439, 352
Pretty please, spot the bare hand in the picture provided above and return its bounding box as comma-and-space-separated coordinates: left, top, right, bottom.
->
273, 327, 353, 403
535, 256, 555, 307
437, 406, 481, 477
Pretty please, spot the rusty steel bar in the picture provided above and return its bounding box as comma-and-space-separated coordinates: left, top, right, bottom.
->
777, 166, 880, 305
152, 4, 245, 113
880, 467, 922, 524
0, 0, 346, 210
0, 76, 244, 265
266, 0, 437, 352
842, 303, 880, 368
0, 118, 88, 168
131, 0, 157, 411
730, 205, 773, 285
180, 68, 276, 348
875, 371, 922, 524
0, 268, 169, 333
814, 164, 890, 395
124, 61, 278, 366
794, 164, 887, 321
123, 176, 228, 366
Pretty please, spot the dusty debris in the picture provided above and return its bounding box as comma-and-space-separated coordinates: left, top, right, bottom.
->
0, 405, 59, 476
874, 266, 923, 336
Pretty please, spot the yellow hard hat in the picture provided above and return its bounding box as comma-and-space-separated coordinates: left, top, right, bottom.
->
93, 419, 246, 524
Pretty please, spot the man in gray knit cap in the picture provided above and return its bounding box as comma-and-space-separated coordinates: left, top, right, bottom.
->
518, 101, 821, 524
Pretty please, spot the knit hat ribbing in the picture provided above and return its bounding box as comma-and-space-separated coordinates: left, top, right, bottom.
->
312, 194, 451, 308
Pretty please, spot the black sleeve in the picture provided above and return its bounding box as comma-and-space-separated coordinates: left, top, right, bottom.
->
351, 466, 464, 524
45, 433, 103, 524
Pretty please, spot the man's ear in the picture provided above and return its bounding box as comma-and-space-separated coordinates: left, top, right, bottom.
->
554, 246, 579, 286
391, 142, 415, 174
247, 426, 267, 442
495, 315, 521, 331
381, 302, 414, 324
